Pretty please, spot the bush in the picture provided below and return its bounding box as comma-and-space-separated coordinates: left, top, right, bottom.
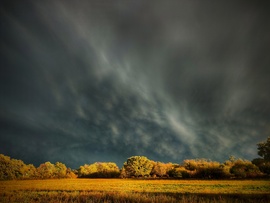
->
183, 159, 229, 179
78, 162, 120, 178
230, 160, 262, 178
168, 167, 190, 178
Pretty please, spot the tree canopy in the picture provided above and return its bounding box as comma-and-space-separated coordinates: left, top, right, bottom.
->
121, 156, 153, 178
257, 136, 270, 161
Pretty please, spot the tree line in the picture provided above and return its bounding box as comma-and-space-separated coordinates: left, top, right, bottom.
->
1, 137, 270, 180
0, 155, 77, 180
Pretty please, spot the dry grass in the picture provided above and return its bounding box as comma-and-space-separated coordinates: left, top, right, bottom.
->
1, 179, 270, 202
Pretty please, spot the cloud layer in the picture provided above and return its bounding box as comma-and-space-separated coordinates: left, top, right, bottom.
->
1, 0, 270, 168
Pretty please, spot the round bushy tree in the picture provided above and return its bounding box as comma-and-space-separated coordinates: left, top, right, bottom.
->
122, 156, 153, 178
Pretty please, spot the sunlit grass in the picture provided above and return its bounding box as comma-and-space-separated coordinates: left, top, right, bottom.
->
1, 179, 270, 202
2, 179, 269, 194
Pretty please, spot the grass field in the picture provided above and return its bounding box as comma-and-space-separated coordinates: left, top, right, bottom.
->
1, 179, 270, 202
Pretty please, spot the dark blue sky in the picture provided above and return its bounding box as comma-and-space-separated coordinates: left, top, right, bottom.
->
1, 0, 270, 169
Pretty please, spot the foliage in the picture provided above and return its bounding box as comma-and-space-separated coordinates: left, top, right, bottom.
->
122, 156, 153, 177
252, 158, 270, 175
37, 162, 55, 179
257, 136, 270, 161
36, 161, 76, 179
168, 166, 190, 178
183, 159, 228, 179
151, 161, 173, 177
0, 154, 37, 180
229, 159, 262, 178
0, 154, 76, 180
252, 137, 270, 176
78, 162, 120, 178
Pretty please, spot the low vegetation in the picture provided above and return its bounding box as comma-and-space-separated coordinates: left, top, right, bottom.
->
1, 179, 270, 202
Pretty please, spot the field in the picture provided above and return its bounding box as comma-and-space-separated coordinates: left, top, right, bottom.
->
1, 179, 270, 202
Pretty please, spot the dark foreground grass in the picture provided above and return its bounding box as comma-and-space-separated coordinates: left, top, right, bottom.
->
1, 190, 270, 203
1, 179, 270, 202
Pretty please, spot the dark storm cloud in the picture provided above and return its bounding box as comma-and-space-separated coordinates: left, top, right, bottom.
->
1, 0, 270, 168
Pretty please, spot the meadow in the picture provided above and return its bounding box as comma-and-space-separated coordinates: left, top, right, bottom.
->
1, 179, 270, 202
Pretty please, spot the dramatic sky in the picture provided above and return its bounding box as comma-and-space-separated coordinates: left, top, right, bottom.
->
1, 1, 270, 169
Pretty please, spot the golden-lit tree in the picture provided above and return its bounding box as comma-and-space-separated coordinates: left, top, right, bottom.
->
151, 161, 173, 177
122, 156, 153, 178
78, 162, 120, 178
0, 154, 37, 180
37, 162, 55, 179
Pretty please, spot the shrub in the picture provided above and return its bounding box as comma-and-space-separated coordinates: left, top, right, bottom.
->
168, 167, 190, 178
183, 159, 229, 179
230, 159, 262, 178
78, 162, 120, 178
